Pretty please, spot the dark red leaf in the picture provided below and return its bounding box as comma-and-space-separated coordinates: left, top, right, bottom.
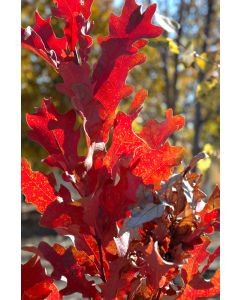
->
21, 27, 59, 70
33, 11, 67, 58
40, 199, 90, 235
102, 257, 136, 299
139, 239, 176, 290
37, 242, 100, 297
83, 165, 141, 245
22, 255, 62, 300
26, 99, 80, 173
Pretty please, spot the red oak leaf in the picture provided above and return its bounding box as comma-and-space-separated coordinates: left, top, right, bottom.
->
37, 242, 100, 297
91, 0, 162, 140
21, 11, 68, 70
26, 99, 80, 173
56, 0, 163, 143
138, 239, 176, 290
107, 0, 162, 39
104, 112, 184, 188
177, 269, 220, 300
129, 88, 148, 114
22, 0, 93, 68
103, 112, 143, 169
21, 159, 57, 213
99, 165, 142, 220
181, 237, 211, 284
201, 246, 220, 275
131, 143, 184, 188
138, 109, 185, 148
177, 236, 220, 299
83, 165, 141, 246
22, 255, 62, 300
200, 185, 220, 214
73, 155, 110, 197
33, 11, 67, 58
21, 27, 59, 70
52, 0, 93, 51
183, 187, 220, 243
56, 61, 107, 145
40, 199, 90, 235
102, 257, 136, 300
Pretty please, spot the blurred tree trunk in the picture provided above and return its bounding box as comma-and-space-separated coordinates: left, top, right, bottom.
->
171, 0, 185, 112
192, 0, 214, 155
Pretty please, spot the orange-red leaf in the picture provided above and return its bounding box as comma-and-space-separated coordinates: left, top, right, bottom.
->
177, 269, 220, 300
104, 112, 184, 188
21, 159, 57, 213
138, 109, 185, 148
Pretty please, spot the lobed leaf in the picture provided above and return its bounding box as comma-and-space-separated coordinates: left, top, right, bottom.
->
21, 159, 57, 213
26, 99, 81, 173
22, 255, 62, 300
37, 242, 100, 297
104, 111, 184, 188
52, 0, 93, 53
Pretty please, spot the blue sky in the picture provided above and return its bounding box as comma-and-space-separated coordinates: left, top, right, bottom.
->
113, 0, 124, 7
113, 0, 177, 16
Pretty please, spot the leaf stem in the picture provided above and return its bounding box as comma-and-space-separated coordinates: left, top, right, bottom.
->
95, 234, 106, 283
154, 288, 161, 300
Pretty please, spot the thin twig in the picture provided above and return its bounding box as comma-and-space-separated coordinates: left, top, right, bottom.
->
95, 234, 106, 283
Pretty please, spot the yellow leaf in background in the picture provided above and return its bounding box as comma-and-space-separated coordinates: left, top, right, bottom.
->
148, 37, 179, 54
167, 38, 180, 54
196, 77, 219, 99
176, 164, 184, 173
197, 157, 211, 172
197, 143, 214, 172
203, 143, 214, 155
154, 36, 169, 44
195, 52, 207, 70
